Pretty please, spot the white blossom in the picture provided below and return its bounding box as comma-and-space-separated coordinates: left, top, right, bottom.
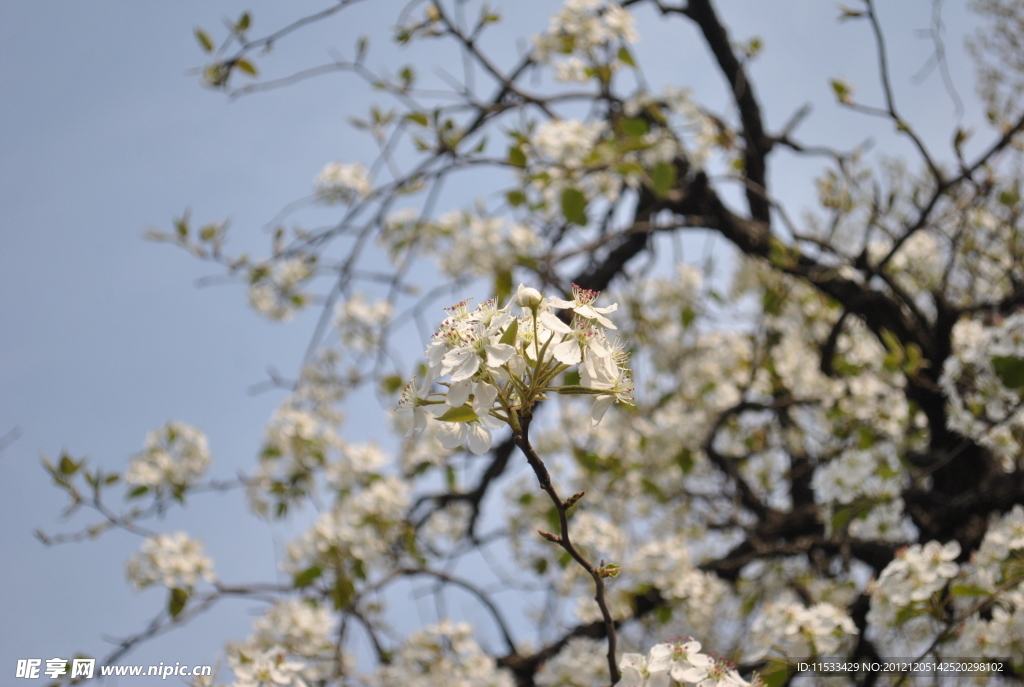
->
126, 532, 215, 590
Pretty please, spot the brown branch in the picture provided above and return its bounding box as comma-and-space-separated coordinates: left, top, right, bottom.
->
512, 416, 620, 687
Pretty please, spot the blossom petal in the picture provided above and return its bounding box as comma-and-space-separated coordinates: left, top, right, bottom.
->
447, 379, 472, 407
591, 395, 615, 425
466, 423, 492, 455
472, 382, 498, 416
437, 422, 467, 449
552, 338, 582, 365
538, 310, 573, 334
484, 343, 516, 367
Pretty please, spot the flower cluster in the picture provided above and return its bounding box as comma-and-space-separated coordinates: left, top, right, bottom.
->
228, 646, 308, 687
941, 313, 1024, 472
533, 0, 639, 78
333, 293, 393, 354
365, 620, 513, 687
228, 598, 342, 686
125, 422, 211, 493
285, 476, 409, 580
247, 258, 314, 321
399, 284, 633, 455
126, 532, 216, 591
873, 540, 961, 607
811, 442, 914, 542
314, 161, 372, 204
867, 539, 961, 646
746, 601, 857, 661
620, 640, 760, 687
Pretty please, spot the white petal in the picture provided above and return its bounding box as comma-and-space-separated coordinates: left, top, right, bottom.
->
591, 395, 615, 425
444, 348, 481, 382
472, 382, 498, 416
575, 304, 616, 329
437, 422, 467, 449
447, 379, 472, 407
538, 310, 573, 334
508, 354, 526, 377
552, 338, 582, 365
466, 423, 492, 455
547, 296, 575, 309
484, 343, 516, 367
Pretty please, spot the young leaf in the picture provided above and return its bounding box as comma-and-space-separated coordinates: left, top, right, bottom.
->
651, 161, 676, 198
168, 588, 189, 618
194, 28, 214, 53
560, 187, 588, 225
437, 406, 479, 422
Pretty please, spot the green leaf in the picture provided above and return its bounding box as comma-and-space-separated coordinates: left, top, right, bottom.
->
759, 658, 794, 687
506, 189, 527, 207
59, 454, 78, 475
382, 375, 405, 394
651, 161, 677, 198
950, 583, 992, 597
499, 318, 519, 346
830, 506, 856, 533
127, 485, 149, 499
168, 588, 188, 618
993, 356, 1024, 389
234, 58, 258, 77
620, 118, 648, 137
830, 78, 852, 104
617, 45, 636, 67
655, 605, 673, 624
495, 269, 513, 302
508, 145, 527, 168
405, 112, 429, 126
563, 369, 580, 386
237, 12, 251, 31
332, 576, 355, 610
194, 28, 214, 53
294, 566, 323, 588
560, 187, 588, 225
437, 406, 479, 422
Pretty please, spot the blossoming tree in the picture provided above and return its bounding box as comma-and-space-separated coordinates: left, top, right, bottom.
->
40, 0, 1024, 685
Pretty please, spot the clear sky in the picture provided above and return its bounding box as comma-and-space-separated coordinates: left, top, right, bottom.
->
0, 0, 986, 679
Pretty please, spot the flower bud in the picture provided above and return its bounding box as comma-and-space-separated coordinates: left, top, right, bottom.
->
515, 284, 542, 308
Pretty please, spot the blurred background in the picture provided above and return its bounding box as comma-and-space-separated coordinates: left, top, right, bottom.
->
0, 0, 985, 678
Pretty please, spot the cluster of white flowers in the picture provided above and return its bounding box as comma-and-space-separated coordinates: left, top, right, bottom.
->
945, 507, 1024, 662
334, 293, 392, 354
314, 161, 372, 204
365, 620, 514, 687
628, 537, 725, 626
228, 646, 308, 687
399, 284, 633, 455
228, 598, 342, 686
620, 640, 759, 687
285, 476, 409, 579
536, 637, 608, 687
125, 422, 211, 492
247, 405, 341, 517
248, 258, 314, 321
867, 539, 961, 645
874, 540, 961, 606
746, 601, 856, 661
433, 210, 542, 279
941, 313, 1024, 472
812, 442, 915, 542
126, 532, 216, 590
520, 116, 678, 214
380, 206, 543, 280
533, 0, 638, 75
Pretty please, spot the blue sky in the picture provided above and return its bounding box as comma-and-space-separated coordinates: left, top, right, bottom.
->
0, 0, 986, 680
